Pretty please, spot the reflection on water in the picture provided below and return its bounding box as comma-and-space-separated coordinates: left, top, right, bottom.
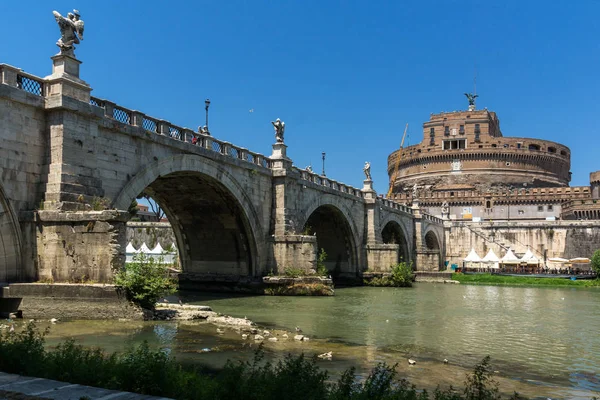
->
40, 284, 600, 399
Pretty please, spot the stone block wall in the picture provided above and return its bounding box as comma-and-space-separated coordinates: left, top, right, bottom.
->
365, 244, 399, 272
445, 220, 600, 268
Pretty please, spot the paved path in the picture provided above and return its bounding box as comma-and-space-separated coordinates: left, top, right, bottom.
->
0, 373, 172, 400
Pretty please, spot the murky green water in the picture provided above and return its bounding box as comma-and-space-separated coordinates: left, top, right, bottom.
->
40, 284, 600, 399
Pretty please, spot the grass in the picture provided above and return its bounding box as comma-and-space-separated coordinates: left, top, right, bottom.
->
0, 323, 543, 400
452, 273, 600, 287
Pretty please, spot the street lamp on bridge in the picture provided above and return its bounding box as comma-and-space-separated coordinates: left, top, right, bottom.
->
322, 152, 326, 176
204, 99, 211, 133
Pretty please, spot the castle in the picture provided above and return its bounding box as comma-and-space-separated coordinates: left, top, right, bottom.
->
387, 97, 600, 221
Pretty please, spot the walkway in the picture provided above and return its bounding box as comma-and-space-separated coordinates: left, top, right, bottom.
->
0, 372, 172, 400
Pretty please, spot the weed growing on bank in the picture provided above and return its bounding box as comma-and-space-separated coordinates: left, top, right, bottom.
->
114, 252, 177, 310
0, 323, 546, 400
365, 262, 415, 287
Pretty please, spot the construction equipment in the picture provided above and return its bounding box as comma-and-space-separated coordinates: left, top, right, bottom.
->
386, 123, 409, 198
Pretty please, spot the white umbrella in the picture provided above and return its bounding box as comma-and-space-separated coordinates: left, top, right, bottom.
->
138, 243, 152, 253
548, 257, 569, 263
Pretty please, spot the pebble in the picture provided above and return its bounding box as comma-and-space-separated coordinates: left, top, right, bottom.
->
268, 337, 278, 342
241, 334, 248, 339
408, 359, 416, 365
254, 334, 265, 341
294, 334, 304, 341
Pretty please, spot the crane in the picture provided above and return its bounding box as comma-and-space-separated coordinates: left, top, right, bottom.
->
387, 123, 409, 198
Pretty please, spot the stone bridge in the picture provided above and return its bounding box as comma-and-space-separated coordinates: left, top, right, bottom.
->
0, 54, 445, 284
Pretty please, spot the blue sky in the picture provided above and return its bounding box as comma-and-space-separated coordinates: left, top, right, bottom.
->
2, 1, 599, 193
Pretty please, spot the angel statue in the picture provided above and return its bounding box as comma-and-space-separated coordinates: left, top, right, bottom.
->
464, 92, 478, 106
363, 161, 372, 180
52, 9, 84, 55
271, 118, 285, 143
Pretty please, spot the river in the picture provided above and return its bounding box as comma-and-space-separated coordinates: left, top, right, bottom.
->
41, 283, 600, 399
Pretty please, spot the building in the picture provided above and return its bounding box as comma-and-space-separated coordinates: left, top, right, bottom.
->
387, 97, 600, 221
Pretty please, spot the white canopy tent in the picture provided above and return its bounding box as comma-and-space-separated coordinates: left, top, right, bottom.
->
463, 248, 482, 269
481, 249, 500, 269
520, 249, 540, 265
125, 242, 139, 263
150, 243, 164, 254
501, 248, 520, 265
138, 243, 152, 254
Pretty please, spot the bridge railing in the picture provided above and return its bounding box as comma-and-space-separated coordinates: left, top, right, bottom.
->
376, 198, 414, 215
89, 96, 271, 169
421, 213, 444, 224
0, 64, 45, 96
294, 167, 364, 198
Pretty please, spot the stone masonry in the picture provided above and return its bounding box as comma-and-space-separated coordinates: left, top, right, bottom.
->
0, 54, 445, 284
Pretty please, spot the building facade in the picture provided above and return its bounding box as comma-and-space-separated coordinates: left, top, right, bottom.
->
387, 100, 600, 222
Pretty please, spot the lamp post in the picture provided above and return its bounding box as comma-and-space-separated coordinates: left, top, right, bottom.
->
322, 152, 326, 176
204, 99, 211, 132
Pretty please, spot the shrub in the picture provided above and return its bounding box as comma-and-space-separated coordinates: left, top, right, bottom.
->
114, 252, 177, 310
316, 248, 329, 276
283, 267, 305, 278
365, 262, 414, 287
0, 326, 527, 400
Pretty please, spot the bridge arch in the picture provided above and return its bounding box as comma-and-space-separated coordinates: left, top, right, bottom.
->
297, 195, 361, 279
423, 228, 444, 270
113, 155, 265, 276
380, 217, 411, 265
0, 181, 22, 282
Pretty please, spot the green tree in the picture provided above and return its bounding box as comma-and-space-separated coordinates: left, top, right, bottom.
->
316, 248, 328, 276
114, 252, 177, 310
591, 249, 600, 277
128, 199, 138, 217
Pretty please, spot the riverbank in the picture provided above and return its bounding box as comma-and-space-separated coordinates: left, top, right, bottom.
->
0, 323, 541, 399
452, 273, 600, 287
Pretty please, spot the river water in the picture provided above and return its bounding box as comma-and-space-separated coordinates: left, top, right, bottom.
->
41, 284, 600, 399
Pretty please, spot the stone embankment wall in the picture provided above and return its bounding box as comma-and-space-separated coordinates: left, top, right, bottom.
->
126, 222, 176, 249
445, 220, 600, 266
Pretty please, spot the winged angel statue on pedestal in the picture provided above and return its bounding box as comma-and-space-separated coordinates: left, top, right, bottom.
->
53, 9, 85, 56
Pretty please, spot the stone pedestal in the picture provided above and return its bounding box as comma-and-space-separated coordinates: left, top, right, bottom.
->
270, 142, 292, 169
365, 244, 400, 272
44, 53, 91, 103
267, 235, 317, 274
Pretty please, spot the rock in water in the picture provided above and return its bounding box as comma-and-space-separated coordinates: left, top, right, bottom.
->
282, 333, 289, 339
254, 334, 265, 341
268, 337, 278, 342
294, 334, 304, 341
408, 359, 416, 365
263, 330, 271, 337
50, 318, 58, 324
317, 351, 332, 360
241, 334, 248, 339
443, 359, 449, 364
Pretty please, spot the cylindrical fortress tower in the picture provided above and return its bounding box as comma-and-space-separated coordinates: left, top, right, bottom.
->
387, 109, 571, 197
591, 171, 600, 200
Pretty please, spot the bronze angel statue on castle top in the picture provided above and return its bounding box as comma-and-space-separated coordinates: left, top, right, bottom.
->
464, 93, 478, 106
52, 9, 85, 55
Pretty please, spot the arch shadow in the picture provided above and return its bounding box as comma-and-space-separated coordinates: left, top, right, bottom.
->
0, 181, 23, 282
113, 155, 265, 276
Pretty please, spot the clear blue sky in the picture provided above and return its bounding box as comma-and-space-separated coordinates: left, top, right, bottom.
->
2, 1, 599, 192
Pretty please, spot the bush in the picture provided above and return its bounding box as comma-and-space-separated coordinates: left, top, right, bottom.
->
365, 262, 414, 287
0, 325, 529, 399
316, 248, 329, 277
114, 252, 177, 310
283, 267, 305, 278
591, 249, 600, 277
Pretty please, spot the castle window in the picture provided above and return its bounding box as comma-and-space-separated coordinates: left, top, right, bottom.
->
491, 144, 497, 148
459, 125, 465, 134
518, 210, 525, 215
450, 192, 455, 197
560, 150, 567, 156
547, 205, 553, 211
529, 144, 541, 151
443, 139, 466, 150
444, 126, 450, 136
474, 124, 481, 134
517, 142, 522, 149
430, 127, 435, 137
548, 147, 557, 153
537, 205, 544, 212
503, 144, 509, 148
486, 200, 491, 209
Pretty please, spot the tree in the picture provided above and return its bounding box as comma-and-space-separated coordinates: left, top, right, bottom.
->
144, 195, 166, 221
128, 199, 138, 217
591, 249, 600, 277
